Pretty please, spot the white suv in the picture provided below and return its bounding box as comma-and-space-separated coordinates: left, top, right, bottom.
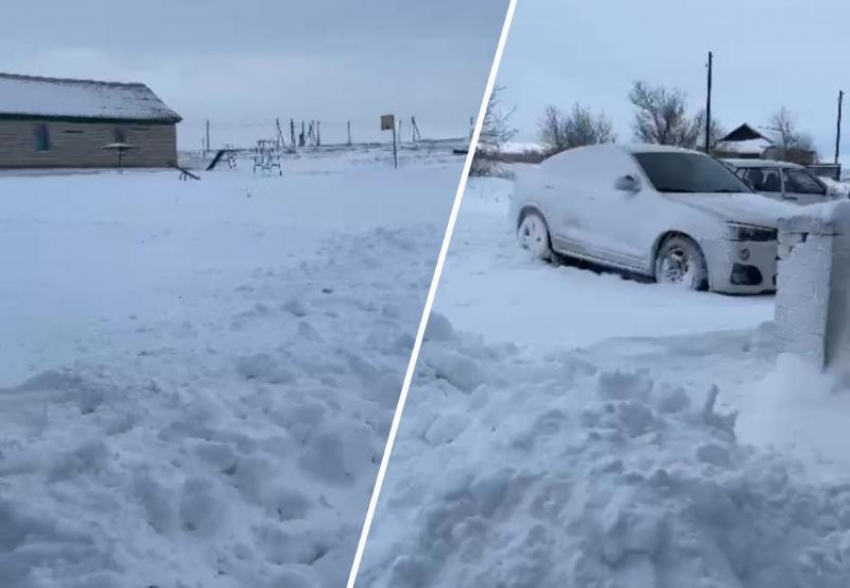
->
510, 144, 799, 294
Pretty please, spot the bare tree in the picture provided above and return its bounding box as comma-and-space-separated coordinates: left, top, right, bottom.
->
471, 85, 517, 176
767, 106, 818, 162
692, 109, 727, 149
629, 81, 701, 148
477, 85, 516, 151
538, 103, 615, 155
769, 106, 797, 149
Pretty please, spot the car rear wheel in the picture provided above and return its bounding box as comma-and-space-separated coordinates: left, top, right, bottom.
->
654, 235, 708, 290
517, 211, 553, 261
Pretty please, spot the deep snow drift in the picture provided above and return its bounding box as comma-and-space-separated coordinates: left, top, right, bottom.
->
0, 146, 458, 588
355, 175, 850, 587
358, 316, 850, 588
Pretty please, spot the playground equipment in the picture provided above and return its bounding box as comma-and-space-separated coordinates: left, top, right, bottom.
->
206, 148, 237, 171
253, 139, 282, 176
170, 162, 201, 181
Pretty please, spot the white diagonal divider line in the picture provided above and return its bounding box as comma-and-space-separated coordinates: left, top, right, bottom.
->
344, 1, 520, 586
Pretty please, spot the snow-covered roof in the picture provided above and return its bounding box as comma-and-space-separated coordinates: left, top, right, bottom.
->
720, 123, 773, 143
714, 137, 773, 156
500, 141, 544, 154
0, 73, 182, 123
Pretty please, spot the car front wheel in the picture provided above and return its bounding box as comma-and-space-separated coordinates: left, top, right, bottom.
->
517, 211, 553, 261
654, 235, 708, 290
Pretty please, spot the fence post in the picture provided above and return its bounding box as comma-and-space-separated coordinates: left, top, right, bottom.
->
775, 203, 850, 368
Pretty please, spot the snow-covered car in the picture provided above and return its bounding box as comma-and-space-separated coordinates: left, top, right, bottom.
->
511, 144, 799, 294
722, 158, 836, 205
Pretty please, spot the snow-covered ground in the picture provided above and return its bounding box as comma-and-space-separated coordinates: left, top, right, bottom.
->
356, 175, 850, 587
435, 178, 775, 349
0, 146, 458, 588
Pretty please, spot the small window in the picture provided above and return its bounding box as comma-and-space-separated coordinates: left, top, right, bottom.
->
34, 124, 51, 152
114, 128, 127, 143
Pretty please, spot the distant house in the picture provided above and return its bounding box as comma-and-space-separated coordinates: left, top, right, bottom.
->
712, 124, 774, 159
0, 73, 181, 169
713, 122, 817, 165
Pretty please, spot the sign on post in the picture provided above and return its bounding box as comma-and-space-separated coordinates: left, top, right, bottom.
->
381, 114, 398, 169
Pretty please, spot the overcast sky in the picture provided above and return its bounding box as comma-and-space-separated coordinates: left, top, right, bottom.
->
498, 0, 850, 162
0, 1, 508, 148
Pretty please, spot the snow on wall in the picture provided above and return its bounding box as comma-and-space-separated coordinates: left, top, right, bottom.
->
776, 201, 850, 369
0, 73, 181, 122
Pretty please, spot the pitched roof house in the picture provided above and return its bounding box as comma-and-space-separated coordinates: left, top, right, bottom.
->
713, 122, 817, 165
0, 73, 182, 169
712, 123, 774, 159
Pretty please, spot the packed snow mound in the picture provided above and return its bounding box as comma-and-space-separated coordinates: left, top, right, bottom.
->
0, 225, 441, 588
358, 315, 850, 588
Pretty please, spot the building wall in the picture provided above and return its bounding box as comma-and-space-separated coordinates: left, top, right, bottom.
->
0, 119, 177, 168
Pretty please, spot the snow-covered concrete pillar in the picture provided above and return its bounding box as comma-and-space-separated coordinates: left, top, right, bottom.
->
775, 201, 850, 369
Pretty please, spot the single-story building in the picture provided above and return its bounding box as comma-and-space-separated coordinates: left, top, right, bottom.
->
712, 123, 775, 159
713, 122, 817, 166
0, 73, 181, 169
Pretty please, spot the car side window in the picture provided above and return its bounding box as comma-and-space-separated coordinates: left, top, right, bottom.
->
744, 168, 782, 193
783, 169, 827, 196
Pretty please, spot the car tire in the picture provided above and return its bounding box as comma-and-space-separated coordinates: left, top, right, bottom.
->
654, 235, 709, 291
517, 210, 553, 261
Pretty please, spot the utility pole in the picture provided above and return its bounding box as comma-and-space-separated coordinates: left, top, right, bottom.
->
347, 121, 352, 146
704, 51, 713, 154
316, 121, 321, 147
392, 121, 398, 169
205, 119, 211, 155
836, 90, 844, 166
411, 116, 422, 143
275, 117, 283, 151
290, 118, 296, 149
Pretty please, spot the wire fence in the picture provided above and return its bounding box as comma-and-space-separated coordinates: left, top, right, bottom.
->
179, 115, 477, 151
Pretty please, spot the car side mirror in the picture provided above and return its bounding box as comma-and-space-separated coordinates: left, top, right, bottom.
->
614, 174, 641, 194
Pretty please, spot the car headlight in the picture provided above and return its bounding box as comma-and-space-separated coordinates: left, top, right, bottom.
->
727, 222, 777, 242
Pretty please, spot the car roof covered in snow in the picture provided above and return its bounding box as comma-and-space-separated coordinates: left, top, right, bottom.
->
548, 144, 707, 158
721, 158, 804, 169
622, 144, 706, 155
0, 73, 182, 123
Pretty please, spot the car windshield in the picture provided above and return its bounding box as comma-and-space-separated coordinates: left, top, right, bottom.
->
633, 152, 752, 194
